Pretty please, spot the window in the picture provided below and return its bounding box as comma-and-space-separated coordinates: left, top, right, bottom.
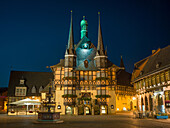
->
97, 90, 100, 95
20, 80, 25, 84
23, 89, 25, 95
68, 90, 72, 94
16, 89, 19, 96
19, 89, 22, 95
165, 71, 169, 81
102, 90, 105, 95
15, 87, 27, 96
161, 73, 165, 82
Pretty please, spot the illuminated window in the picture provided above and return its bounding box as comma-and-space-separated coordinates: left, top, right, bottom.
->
156, 75, 160, 84
152, 77, 155, 85
165, 71, 169, 81
15, 87, 26, 96
161, 73, 165, 82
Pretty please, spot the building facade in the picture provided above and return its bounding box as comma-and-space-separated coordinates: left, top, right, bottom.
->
50, 14, 135, 115
132, 46, 170, 114
115, 57, 136, 111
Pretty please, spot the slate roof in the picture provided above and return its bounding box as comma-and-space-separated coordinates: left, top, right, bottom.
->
51, 59, 65, 68
137, 45, 170, 78
116, 69, 132, 87
41, 82, 55, 93
8, 71, 54, 97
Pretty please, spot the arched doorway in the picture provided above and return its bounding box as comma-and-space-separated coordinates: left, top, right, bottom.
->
149, 95, 153, 111
66, 106, 72, 115
157, 94, 163, 112
145, 96, 148, 111
141, 97, 144, 111
101, 106, 106, 114
130, 101, 133, 110
85, 107, 90, 115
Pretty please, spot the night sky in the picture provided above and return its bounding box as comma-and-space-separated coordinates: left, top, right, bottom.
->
0, 0, 170, 87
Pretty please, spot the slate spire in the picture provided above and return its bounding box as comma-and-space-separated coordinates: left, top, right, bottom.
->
97, 12, 105, 55
67, 10, 74, 54
120, 56, 125, 69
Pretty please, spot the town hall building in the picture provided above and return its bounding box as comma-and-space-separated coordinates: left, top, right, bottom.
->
48, 13, 135, 115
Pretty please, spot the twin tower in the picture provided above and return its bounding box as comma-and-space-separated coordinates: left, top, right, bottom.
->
64, 12, 108, 70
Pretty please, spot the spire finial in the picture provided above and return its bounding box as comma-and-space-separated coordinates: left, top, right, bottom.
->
120, 56, 125, 69
97, 12, 104, 55
71, 10, 72, 17
67, 11, 74, 54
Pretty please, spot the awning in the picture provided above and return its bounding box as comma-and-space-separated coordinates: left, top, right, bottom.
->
10, 98, 41, 106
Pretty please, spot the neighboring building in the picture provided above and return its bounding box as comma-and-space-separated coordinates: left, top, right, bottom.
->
0, 87, 8, 112
7, 71, 53, 114
49, 13, 133, 115
115, 56, 136, 111
132, 45, 170, 113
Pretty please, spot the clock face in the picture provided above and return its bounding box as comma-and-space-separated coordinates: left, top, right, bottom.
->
83, 43, 89, 49
83, 43, 88, 49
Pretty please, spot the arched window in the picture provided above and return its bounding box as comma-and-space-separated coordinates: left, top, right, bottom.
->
39, 86, 43, 93
31, 86, 36, 93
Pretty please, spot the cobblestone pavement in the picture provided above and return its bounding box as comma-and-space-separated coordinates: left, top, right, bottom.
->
0, 114, 170, 128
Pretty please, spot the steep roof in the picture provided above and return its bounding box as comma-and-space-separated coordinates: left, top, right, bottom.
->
97, 14, 105, 55
134, 45, 170, 81
0, 87, 8, 94
141, 45, 170, 76
116, 69, 132, 86
51, 59, 65, 68
75, 36, 98, 71
8, 71, 53, 97
66, 12, 74, 55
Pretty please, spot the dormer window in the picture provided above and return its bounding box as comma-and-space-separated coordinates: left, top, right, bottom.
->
140, 71, 143, 75
156, 62, 161, 69
31, 86, 36, 93
39, 86, 43, 93
20, 80, 25, 84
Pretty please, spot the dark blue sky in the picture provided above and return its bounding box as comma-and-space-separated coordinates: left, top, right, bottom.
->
0, 0, 170, 87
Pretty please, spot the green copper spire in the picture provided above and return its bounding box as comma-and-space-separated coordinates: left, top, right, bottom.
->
80, 16, 88, 39
67, 10, 74, 54
97, 12, 105, 55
